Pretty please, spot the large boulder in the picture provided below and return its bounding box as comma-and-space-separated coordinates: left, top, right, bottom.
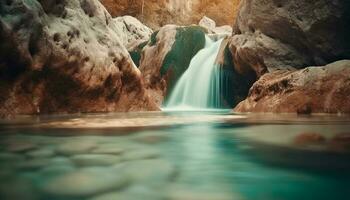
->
113, 15, 153, 49
139, 25, 206, 105
0, 0, 158, 118
234, 60, 350, 114
229, 0, 350, 77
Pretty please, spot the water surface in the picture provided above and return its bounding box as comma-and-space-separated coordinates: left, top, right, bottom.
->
0, 111, 349, 200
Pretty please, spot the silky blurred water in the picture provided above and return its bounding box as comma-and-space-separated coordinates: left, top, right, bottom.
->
0, 111, 349, 200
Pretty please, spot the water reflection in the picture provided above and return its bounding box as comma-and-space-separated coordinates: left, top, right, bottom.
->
0, 112, 349, 200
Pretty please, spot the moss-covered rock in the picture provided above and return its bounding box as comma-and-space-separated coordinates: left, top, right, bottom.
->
139, 25, 206, 106
161, 26, 206, 79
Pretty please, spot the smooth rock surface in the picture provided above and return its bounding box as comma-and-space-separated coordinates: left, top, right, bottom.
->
114, 15, 153, 49
229, 0, 350, 77
234, 60, 350, 113
71, 154, 122, 167
0, 0, 158, 118
42, 168, 128, 197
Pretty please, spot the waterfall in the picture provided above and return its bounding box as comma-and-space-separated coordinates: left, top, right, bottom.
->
164, 36, 225, 110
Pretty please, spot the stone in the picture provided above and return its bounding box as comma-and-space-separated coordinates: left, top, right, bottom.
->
293, 133, 326, 146
71, 154, 122, 167
199, 16, 216, 32
329, 133, 350, 153
120, 159, 176, 185
234, 60, 350, 113
27, 148, 55, 158
40, 165, 75, 178
229, 0, 350, 77
56, 141, 97, 155
0, 0, 158, 117
122, 148, 161, 161
132, 131, 168, 144
90, 185, 162, 200
42, 168, 128, 197
139, 25, 206, 106
92, 146, 124, 155
16, 158, 50, 170
114, 15, 153, 49
6, 141, 37, 153
100, 0, 240, 29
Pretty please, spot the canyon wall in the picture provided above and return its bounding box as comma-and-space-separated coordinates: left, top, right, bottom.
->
231, 0, 350, 113
100, 0, 240, 29
0, 0, 158, 118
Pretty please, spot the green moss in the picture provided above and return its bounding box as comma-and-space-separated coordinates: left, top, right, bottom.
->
160, 26, 206, 89
129, 41, 148, 67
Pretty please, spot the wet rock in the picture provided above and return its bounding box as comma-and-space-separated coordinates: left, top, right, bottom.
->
329, 133, 350, 153
0, 0, 158, 117
120, 159, 176, 185
92, 146, 124, 155
234, 60, 350, 113
0, 178, 39, 200
42, 168, 128, 197
294, 133, 326, 146
27, 148, 55, 158
229, 0, 350, 77
16, 158, 50, 170
71, 154, 122, 167
90, 185, 162, 200
132, 131, 168, 144
6, 141, 37, 153
122, 148, 161, 161
139, 25, 206, 105
56, 141, 97, 155
40, 165, 75, 178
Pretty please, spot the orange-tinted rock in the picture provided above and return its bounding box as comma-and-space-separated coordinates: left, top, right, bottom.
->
0, 0, 159, 118
234, 60, 350, 113
100, 0, 240, 29
328, 133, 350, 153
293, 132, 326, 146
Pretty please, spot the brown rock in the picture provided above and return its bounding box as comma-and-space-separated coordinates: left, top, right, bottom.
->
229, 0, 350, 77
100, 0, 240, 29
234, 60, 350, 113
328, 133, 350, 153
293, 132, 326, 146
0, 0, 159, 117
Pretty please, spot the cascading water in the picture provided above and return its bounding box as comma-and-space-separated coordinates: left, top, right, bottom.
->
164, 36, 225, 110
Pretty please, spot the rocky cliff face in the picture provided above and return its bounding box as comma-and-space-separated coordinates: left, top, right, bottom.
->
0, 0, 158, 118
230, 0, 350, 78
100, 0, 240, 29
229, 0, 350, 113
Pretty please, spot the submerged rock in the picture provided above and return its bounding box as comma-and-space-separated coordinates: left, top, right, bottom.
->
139, 25, 206, 105
42, 168, 128, 197
234, 60, 350, 113
0, 0, 158, 117
71, 154, 122, 167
